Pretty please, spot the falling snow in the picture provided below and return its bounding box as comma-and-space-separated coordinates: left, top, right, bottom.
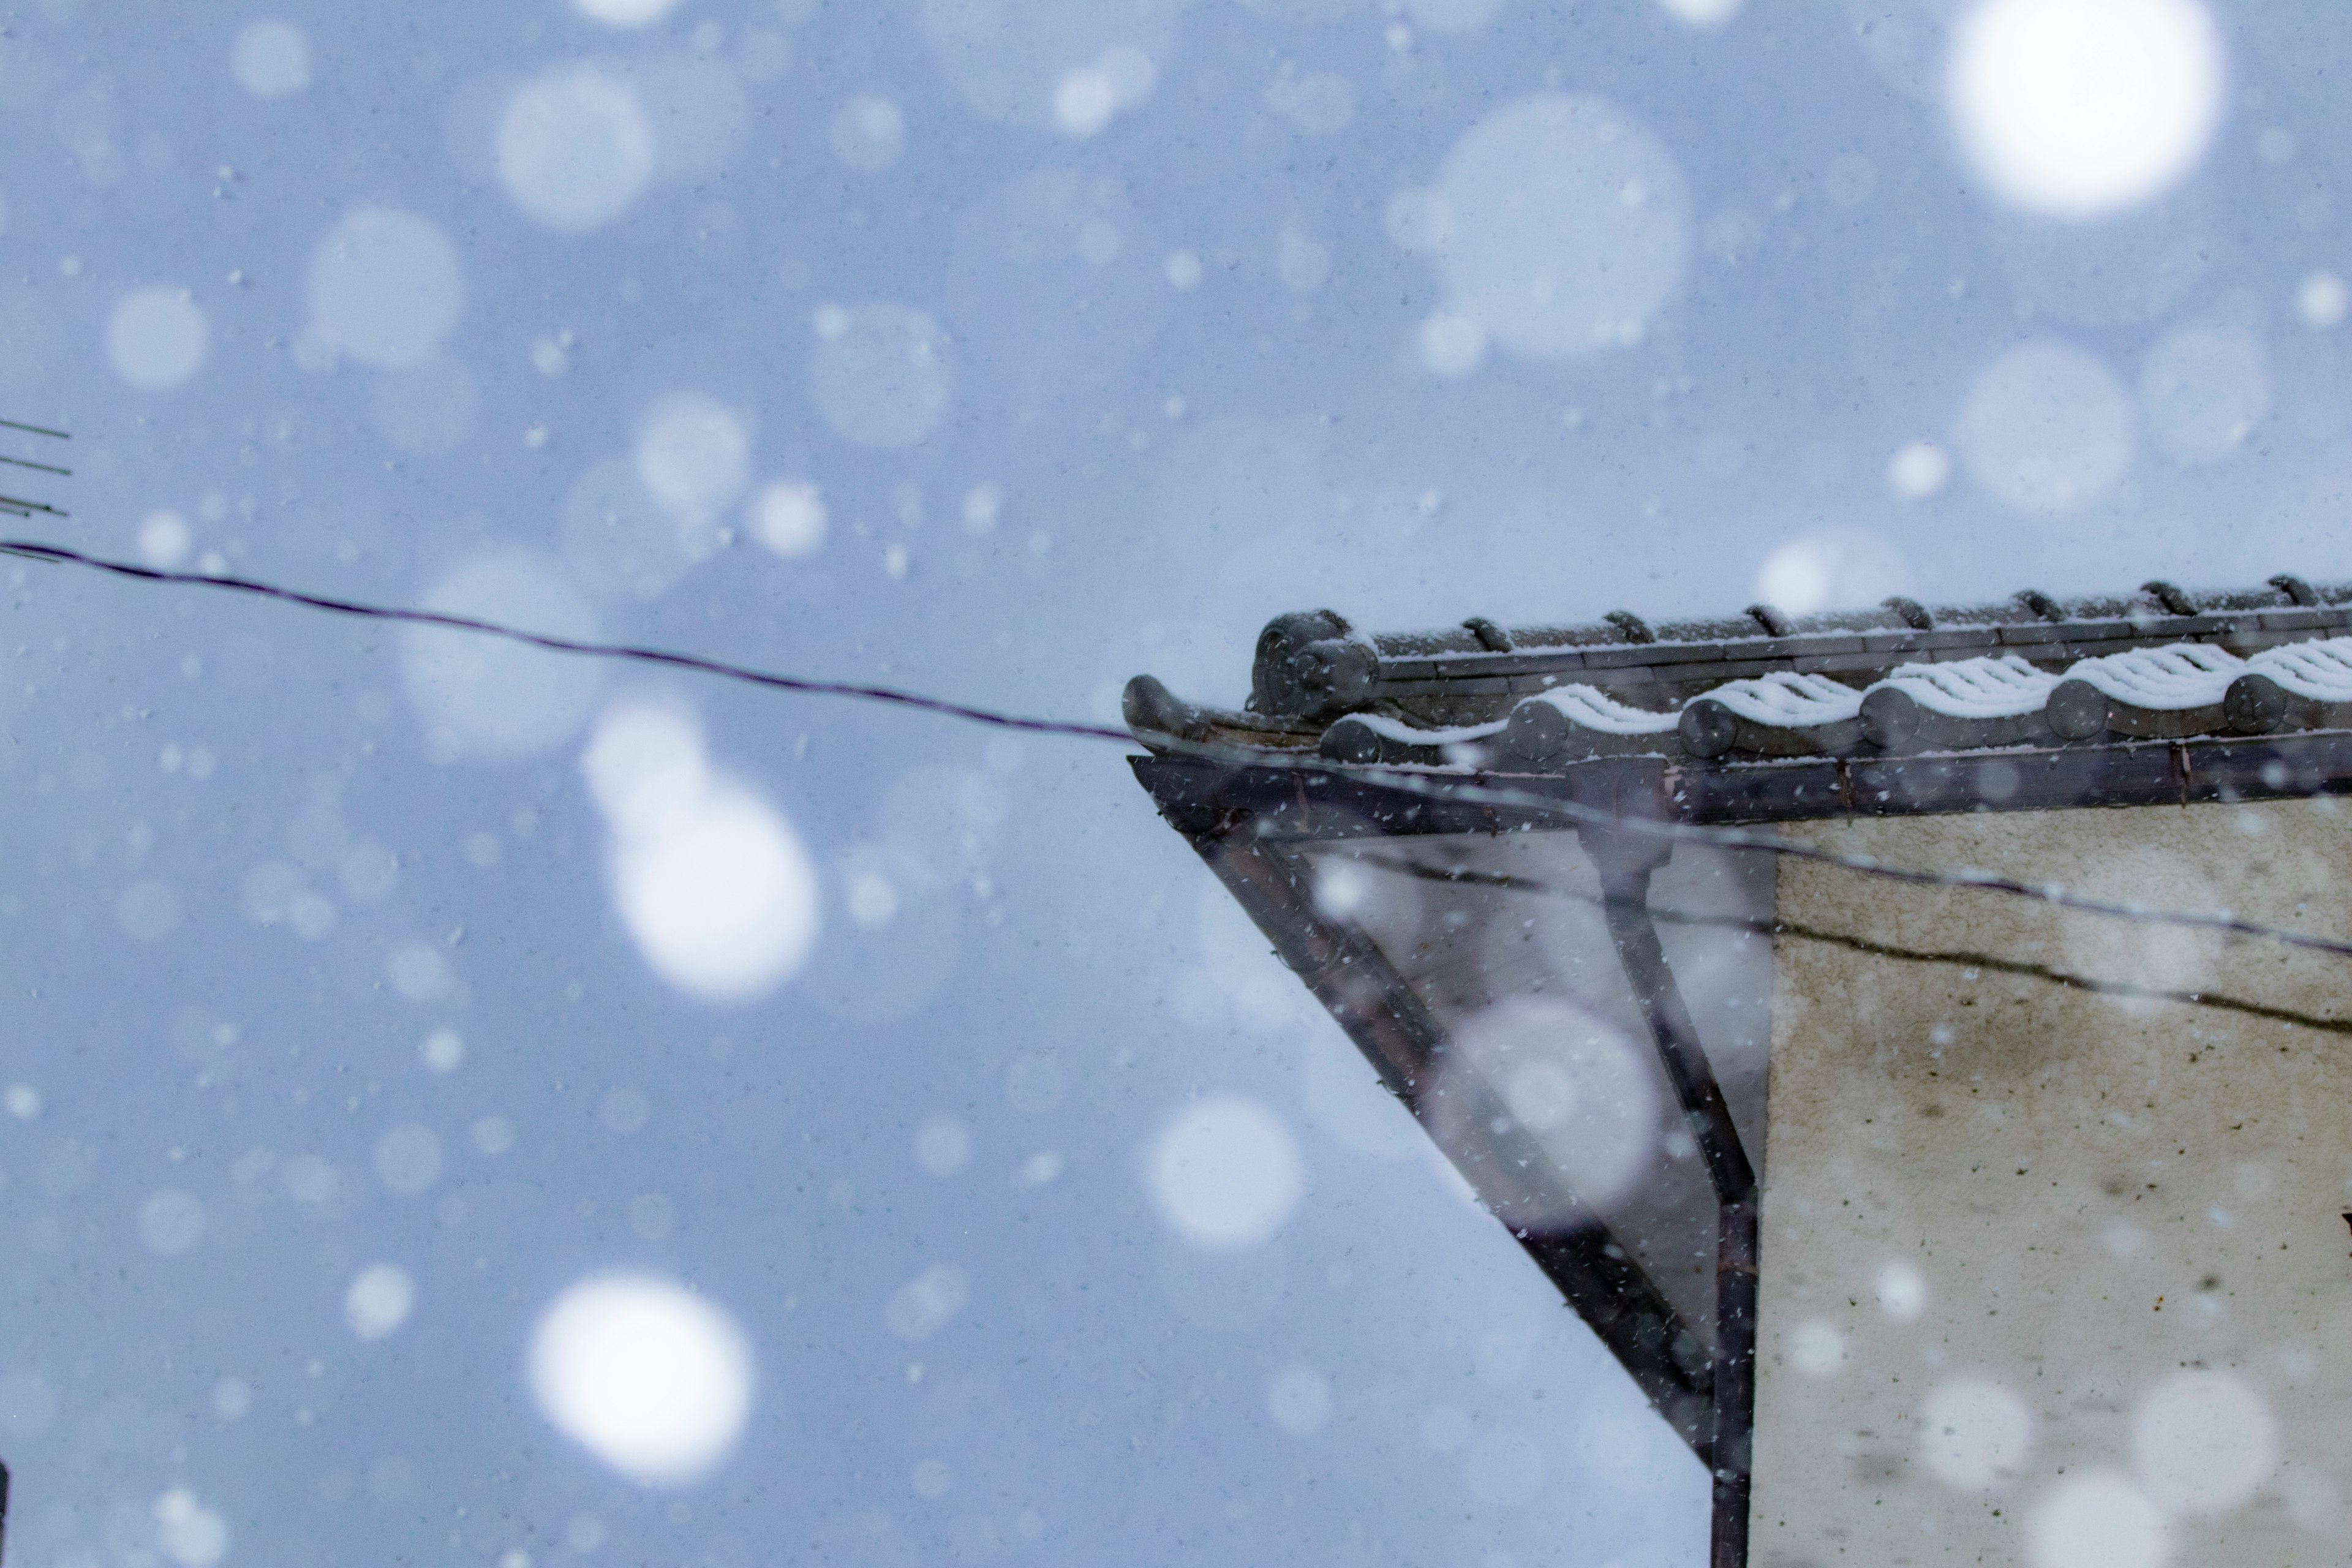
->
7, 5, 2346, 1566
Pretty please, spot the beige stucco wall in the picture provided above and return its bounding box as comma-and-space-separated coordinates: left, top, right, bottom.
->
1752, 796, 2352, 1567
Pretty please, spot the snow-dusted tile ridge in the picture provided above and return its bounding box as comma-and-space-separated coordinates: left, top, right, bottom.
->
1519, 685, 1681, 736
1703, 671, 1863, 726
1866, 655, 2057, 718
2246, 636, 2352, 702
1345, 712, 1510, 745
2062, 643, 2244, 710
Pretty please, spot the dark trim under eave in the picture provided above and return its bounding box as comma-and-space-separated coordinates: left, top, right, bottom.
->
1133, 729, 2352, 842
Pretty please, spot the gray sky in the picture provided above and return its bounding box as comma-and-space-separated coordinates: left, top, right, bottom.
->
0, 1, 2335, 1564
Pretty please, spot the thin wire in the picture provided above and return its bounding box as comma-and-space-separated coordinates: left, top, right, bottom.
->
1135, 731, 2352, 961
1349, 851, 2352, 1035
0, 540, 1132, 744
0, 418, 70, 440
10, 534, 2352, 963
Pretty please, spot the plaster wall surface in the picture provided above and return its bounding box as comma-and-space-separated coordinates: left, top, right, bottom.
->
1752, 797, 2352, 1567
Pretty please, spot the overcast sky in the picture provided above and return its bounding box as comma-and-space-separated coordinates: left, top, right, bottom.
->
0, 2, 2338, 1566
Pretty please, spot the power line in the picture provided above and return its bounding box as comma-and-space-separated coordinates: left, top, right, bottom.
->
1132, 730, 2352, 962
0, 539, 1132, 744
1353, 852, 2352, 1035
1215, 747, 2352, 962
10, 534, 2352, 965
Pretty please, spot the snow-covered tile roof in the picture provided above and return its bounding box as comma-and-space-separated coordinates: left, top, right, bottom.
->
1127, 584, 2352, 769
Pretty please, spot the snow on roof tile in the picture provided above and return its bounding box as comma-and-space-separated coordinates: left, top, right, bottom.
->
1521, 685, 1683, 736
2248, 636, 2352, 703
1128, 583, 2352, 767
1868, 655, 2057, 720
2063, 644, 2244, 710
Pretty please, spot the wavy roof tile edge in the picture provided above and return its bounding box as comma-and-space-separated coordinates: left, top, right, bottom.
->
1123, 579, 2352, 767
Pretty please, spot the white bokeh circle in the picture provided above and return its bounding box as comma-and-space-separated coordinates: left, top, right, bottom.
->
1147, 1095, 1305, 1250
2139, 324, 2268, 464
307, 208, 464, 369
1425, 94, 1690, 358
1919, 1379, 2035, 1491
497, 66, 656, 233
345, 1264, 417, 1341
917, 0, 1178, 132
830, 96, 907, 172
138, 1189, 205, 1255
1787, 1321, 1847, 1376
1445, 997, 1660, 1212
2131, 1369, 2278, 1517
1956, 339, 2135, 514
529, 1273, 754, 1487
107, 288, 208, 391
573, 0, 683, 25
749, 481, 828, 559
1948, 0, 2225, 219
1754, 530, 1910, 616
635, 393, 751, 523
1875, 1259, 1927, 1322
582, 702, 821, 1003
2027, 1470, 2168, 1568
1887, 440, 1953, 500
401, 553, 603, 762
809, 303, 956, 450
230, 21, 311, 97
1653, 0, 1742, 23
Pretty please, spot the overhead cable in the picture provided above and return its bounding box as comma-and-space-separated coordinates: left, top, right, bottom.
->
0, 539, 1131, 744
9, 534, 2352, 964
1352, 851, 2352, 1035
